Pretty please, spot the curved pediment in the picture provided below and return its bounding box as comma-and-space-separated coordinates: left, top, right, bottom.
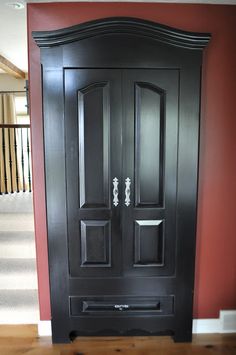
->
32, 17, 211, 50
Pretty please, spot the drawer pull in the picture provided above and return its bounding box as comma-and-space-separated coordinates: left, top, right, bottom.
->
73, 297, 172, 316
114, 304, 129, 311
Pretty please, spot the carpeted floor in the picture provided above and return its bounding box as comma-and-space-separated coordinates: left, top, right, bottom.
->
0, 192, 39, 324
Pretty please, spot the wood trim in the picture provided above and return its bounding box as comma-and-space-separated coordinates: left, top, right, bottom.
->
32, 17, 211, 50
39, 317, 236, 337
0, 54, 25, 79
0, 124, 30, 128
0, 91, 25, 94
1, 325, 236, 354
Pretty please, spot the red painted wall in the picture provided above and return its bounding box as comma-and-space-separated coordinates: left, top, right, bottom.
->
27, 3, 236, 320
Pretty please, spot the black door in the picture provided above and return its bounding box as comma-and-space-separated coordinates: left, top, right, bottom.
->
33, 16, 210, 344
64, 67, 179, 333
65, 69, 122, 279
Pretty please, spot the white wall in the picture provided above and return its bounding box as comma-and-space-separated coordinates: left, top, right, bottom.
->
0, 74, 26, 91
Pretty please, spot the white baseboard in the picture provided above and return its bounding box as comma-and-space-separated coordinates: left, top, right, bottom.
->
38, 313, 236, 337
38, 320, 52, 336
192, 318, 221, 333
219, 310, 236, 333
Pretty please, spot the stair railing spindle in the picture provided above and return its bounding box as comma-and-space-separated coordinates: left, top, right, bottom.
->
0, 124, 31, 194
21, 128, 25, 192
27, 128, 32, 192
0, 129, 3, 194
8, 128, 14, 193
2, 128, 8, 194
13, 127, 20, 192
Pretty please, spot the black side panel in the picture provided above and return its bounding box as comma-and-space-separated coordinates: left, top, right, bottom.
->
42, 68, 70, 343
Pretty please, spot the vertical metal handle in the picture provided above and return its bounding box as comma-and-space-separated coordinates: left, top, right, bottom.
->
125, 177, 131, 206
113, 177, 119, 206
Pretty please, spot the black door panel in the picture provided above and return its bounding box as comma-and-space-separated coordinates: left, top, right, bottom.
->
122, 69, 178, 277
65, 69, 122, 278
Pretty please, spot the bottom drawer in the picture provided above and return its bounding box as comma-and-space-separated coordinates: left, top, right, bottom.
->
70, 296, 174, 316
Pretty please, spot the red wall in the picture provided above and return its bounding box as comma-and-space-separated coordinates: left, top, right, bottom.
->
27, 3, 236, 320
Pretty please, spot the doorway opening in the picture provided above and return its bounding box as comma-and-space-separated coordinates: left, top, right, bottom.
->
0, 80, 39, 324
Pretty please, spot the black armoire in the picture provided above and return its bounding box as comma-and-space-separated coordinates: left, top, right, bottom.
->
33, 18, 210, 343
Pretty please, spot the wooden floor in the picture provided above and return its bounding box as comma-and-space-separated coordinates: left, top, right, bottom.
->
0, 325, 235, 355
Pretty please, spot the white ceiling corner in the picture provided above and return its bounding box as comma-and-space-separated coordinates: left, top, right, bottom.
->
0, 1, 27, 73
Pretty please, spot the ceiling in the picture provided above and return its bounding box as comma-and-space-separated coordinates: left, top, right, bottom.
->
0, 0, 235, 75
0, 2, 27, 73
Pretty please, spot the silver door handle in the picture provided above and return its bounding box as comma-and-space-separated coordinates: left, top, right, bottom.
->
125, 177, 131, 206
113, 177, 119, 206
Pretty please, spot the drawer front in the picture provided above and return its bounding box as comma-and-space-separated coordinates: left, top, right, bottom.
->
70, 296, 174, 316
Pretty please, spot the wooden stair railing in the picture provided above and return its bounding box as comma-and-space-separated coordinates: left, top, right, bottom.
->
0, 124, 32, 194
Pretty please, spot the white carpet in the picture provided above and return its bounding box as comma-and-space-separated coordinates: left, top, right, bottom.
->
0, 191, 33, 214
0, 192, 39, 324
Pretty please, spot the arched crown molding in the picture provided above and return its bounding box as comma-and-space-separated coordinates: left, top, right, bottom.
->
32, 17, 211, 50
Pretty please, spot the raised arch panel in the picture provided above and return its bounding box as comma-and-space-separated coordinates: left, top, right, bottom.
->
135, 82, 165, 207
78, 82, 110, 208
33, 17, 211, 50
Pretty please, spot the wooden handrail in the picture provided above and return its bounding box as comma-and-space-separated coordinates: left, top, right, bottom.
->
0, 124, 30, 128
0, 54, 25, 79
0, 91, 26, 94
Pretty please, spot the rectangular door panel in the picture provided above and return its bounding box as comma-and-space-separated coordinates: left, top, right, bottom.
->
134, 220, 164, 266
65, 69, 122, 278
80, 220, 111, 267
